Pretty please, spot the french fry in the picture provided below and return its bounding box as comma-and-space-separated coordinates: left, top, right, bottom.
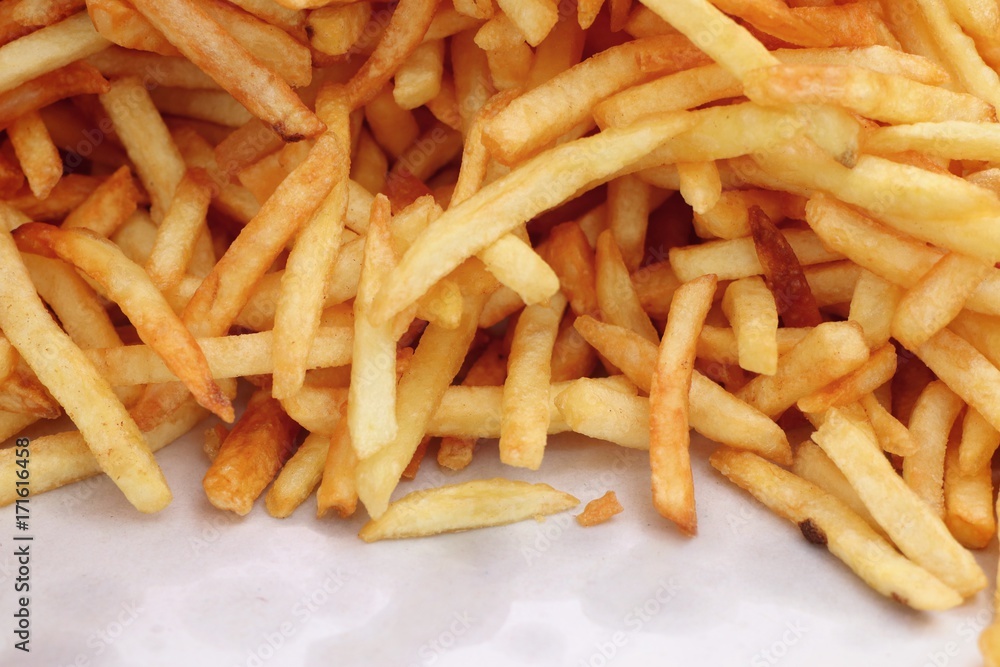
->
721, 276, 778, 376
316, 406, 358, 519
848, 269, 903, 349
676, 160, 721, 216
309, 2, 372, 57
359, 478, 579, 542
265, 431, 329, 519
912, 329, 1000, 438
0, 12, 110, 95
0, 213, 170, 512
393, 39, 445, 110
99, 76, 186, 221
500, 292, 567, 470
670, 229, 842, 283
711, 446, 963, 611
15, 222, 233, 422
61, 165, 140, 235
372, 113, 695, 324
958, 407, 1000, 475
859, 392, 918, 457
86, 326, 351, 386
144, 169, 213, 291
639, 0, 776, 79
86, 0, 179, 56
793, 440, 883, 534
345, 0, 441, 109
545, 221, 599, 317
649, 274, 716, 534
812, 409, 986, 597
743, 64, 994, 124
596, 230, 659, 344
892, 251, 992, 349
7, 110, 60, 199
203, 389, 300, 516
347, 195, 400, 458
736, 321, 870, 418
747, 204, 823, 327
797, 345, 897, 415
272, 85, 351, 400
128, 0, 324, 140
357, 283, 489, 519
482, 35, 708, 165
607, 174, 651, 272
944, 437, 996, 550
902, 380, 964, 518
150, 88, 252, 127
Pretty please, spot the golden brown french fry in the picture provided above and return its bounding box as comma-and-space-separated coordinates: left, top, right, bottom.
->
359, 478, 579, 541
0, 12, 110, 95
482, 35, 707, 165
903, 380, 964, 518
357, 280, 489, 519
711, 446, 963, 611
798, 345, 897, 415
812, 409, 986, 597
316, 405, 358, 519
99, 76, 185, 221
7, 110, 60, 198
0, 212, 170, 513
722, 276, 778, 376
145, 169, 213, 291
607, 174, 651, 272
737, 321, 870, 418
596, 229, 659, 344
944, 437, 995, 550
848, 269, 903, 349
372, 114, 694, 324
61, 165, 139, 235
203, 389, 300, 516
265, 431, 329, 519
914, 328, 1000, 435
128, 0, 324, 140
958, 407, 1000, 475
272, 85, 351, 401
649, 274, 716, 534
85, 326, 351, 386
16, 222, 233, 422
345, 0, 441, 109
669, 230, 842, 283
892, 251, 992, 349
500, 292, 567, 470
793, 440, 884, 534
347, 195, 401, 459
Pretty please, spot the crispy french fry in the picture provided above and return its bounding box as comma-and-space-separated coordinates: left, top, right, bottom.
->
944, 437, 996, 550
0, 12, 110, 95
812, 409, 986, 597
16, 222, 233, 422
0, 213, 170, 512
372, 114, 695, 324
649, 274, 716, 534
711, 446, 963, 611
7, 110, 60, 198
737, 321, 870, 418
128, 0, 324, 140
722, 276, 778, 376
798, 345, 897, 415
203, 389, 300, 516
500, 292, 567, 470
903, 380, 964, 518
596, 229, 659, 344
145, 169, 213, 291
265, 431, 329, 519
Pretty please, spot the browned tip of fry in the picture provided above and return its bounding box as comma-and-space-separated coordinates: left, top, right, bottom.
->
204, 383, 235, 424
657, 498, 698, 537
10, 222, 59, 257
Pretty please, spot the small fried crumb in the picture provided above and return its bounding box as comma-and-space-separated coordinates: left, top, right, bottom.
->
576, 491, 624, 527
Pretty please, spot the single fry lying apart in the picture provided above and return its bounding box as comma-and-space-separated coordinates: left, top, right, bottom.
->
359, 478, 579, 542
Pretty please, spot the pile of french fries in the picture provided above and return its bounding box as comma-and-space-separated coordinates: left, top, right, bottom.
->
4, 0, 1000, 657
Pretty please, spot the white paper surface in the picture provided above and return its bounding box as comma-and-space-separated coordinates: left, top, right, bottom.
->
0, 423, 994, 667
